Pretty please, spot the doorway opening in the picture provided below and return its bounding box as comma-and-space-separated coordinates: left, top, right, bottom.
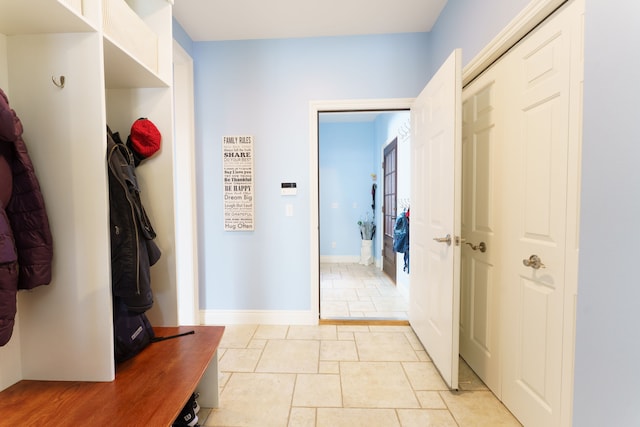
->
315, 107, 410, 322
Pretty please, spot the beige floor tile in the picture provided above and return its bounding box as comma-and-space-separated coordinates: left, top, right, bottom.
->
288, 407, 316, 427
348, 300, 376, 312
403, 331, 425, 350
206, 373, 295, 427
197, 408, 212, 425
218, 348, 262, 372
372, 296, 408, 311
317, 408, 400, 427
340, 361, 419, 408
322, 288, 359, 301
217, 348, 226, 359
368, 325, 414, 333
414, 350, 429, 362
440, 390, 522, 427
364, 311, 407, 319
318, 361, 339, 374
458, 358, 489, 391
337, 325, 371, 332
218, 370, 231, 389
320, 279, 334, 288
256, 340, 320, 373
397, 409, 458, 427
207, 323, 519, 427
402, 362, 449, 390
320, 262, 408, 320
334, 279, 362, 289
356, 288, 382, 297
219, 324, 258, 349
320, 340, 358, 361
415, 391, 448, 409
254, 324, 289, 339
337, 331, 354, 340
376, 285, 404, 296
321, 301, 350, 317
355, 332, 418, 361
293, 374, 342, 407
287, 325, 337, 340
248, 338, 267, 349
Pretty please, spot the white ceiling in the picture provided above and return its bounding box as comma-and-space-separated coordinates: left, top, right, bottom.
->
173, 0, 448, 42
319, 111, 402, 123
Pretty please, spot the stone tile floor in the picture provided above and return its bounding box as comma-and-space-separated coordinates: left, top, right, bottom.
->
199, 324, 521, 426
320, 263, 408, 320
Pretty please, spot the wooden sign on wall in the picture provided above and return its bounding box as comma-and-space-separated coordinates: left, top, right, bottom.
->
222, 135, 254, 231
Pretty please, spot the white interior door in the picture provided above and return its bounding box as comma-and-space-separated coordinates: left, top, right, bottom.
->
500, 2, 579, 425
459, 67, 504, 396
409, 49, 462, 390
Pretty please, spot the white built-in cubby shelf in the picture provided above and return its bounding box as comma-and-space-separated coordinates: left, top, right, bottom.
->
0, 0, 178, 392
0, 0, 95, 35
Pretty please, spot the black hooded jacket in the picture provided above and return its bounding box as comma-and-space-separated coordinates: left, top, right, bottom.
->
107, 128, 160, 313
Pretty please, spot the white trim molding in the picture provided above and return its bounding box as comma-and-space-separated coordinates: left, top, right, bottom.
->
463, 0, 566, 86
309, 98, 414, 325
200, 310, 317, 326
320, 255, 360, 264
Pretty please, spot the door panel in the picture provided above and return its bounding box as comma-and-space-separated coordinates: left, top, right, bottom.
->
501, 3, 576, 425
460, 74, 502, 395
383, 139, 397, 281
410, 49, 461, 390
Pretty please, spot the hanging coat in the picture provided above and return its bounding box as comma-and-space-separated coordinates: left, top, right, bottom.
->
107, 128, 160, 313
0, 88, 54, 346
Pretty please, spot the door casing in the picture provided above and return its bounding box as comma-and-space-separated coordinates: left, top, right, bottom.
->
310, 99, 414, 321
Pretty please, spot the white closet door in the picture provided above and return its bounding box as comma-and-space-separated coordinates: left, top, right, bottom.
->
500, 1, 579, 425
410, 49, 462, 390
459, 65, 505, 396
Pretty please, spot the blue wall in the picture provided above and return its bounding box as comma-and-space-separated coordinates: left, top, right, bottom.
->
181, 0, 640, 421
573, 1, 640, 425
192, 33, 430, 310
427, 0, 530, 72
319, 121, 377, 257
173, 18, 194, 56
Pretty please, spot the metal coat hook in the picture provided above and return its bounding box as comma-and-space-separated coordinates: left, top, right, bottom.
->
51, 75, 65, 88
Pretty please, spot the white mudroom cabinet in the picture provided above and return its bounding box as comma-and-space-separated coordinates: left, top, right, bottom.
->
0, 0, 181, 390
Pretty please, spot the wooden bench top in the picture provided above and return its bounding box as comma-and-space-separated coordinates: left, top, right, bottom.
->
0, 325, 224, 427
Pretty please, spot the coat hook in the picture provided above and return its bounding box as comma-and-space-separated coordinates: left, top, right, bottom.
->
51, 75, 65, 88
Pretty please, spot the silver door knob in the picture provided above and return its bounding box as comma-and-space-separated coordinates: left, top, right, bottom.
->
433, 234, 452, 246
465, 241, 487, 253
523, 254, 545, 269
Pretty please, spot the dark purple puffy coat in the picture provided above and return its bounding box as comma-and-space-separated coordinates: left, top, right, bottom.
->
0, 89, 53, 346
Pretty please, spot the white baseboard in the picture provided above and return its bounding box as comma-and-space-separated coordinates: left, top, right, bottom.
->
200, 310, 318, 325
320, 255, 359, 263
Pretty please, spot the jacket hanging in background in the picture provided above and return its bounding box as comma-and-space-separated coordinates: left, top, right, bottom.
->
0, 88, 54, 347
393, 209, 410, 273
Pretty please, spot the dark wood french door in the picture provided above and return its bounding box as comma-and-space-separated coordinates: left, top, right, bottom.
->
382, 138, 397, 282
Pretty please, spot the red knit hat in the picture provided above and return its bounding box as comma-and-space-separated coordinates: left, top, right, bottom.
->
130, 118, 161, 158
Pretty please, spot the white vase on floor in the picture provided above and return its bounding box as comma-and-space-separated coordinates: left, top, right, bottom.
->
359, 239, 373, 265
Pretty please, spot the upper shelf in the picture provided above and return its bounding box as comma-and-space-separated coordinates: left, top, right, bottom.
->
103, 36, 169, 89
102, 0, 168, 88
1, 0, 170, 89
0, 0, 94, 35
